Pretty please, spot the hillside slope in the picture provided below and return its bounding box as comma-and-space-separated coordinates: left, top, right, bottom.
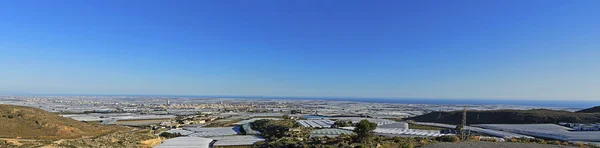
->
576, 106, 600, 113
408, 109, 600, 124
0, 104, 122, 139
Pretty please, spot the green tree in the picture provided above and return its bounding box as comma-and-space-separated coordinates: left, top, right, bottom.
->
436, 135, 460, 143
455, 123, 464, 131
159, 132, 182, 138
174, 115, 185, 124
354, 120, 377, 142
332, 120, 353, 128
251, 119, 297, 140
291, 110, 301, 114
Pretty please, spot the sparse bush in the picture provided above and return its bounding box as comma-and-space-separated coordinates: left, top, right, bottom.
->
519, 137, 532, 143
291, 110, 301, 114
401, 143, 414, 148
253, 135, 434, 148
393, 137, 403, 143
159, 132, 182, 138
251, 119, 299, 140
408, 109, 600, 125
419, 139, 428, 145
436, 135, 460, 142
553, 140, 562, 145
332, 120, 353, 128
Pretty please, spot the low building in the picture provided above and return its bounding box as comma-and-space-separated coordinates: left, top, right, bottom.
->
474, 124, 600, 142
377, 122, 409, 130
310, 129, 354, 138
297, 119, 335, 128
185, 127, 241, 137
154, 137, 213, 148
211, 135, 265, 147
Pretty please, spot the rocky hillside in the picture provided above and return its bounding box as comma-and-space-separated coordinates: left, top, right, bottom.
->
0, 104, 161, 147
1, 129, 161, 148
0, 104, 122, 139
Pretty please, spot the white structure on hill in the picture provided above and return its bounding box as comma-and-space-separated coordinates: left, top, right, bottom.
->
154, 137, 213, 148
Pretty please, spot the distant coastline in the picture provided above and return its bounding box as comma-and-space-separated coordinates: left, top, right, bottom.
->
2, 93, 597, 109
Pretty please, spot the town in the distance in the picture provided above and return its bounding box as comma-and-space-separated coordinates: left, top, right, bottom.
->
1, 95, 599, 148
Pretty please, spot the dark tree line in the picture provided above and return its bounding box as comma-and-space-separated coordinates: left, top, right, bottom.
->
408, 109, 600, 124
251, 119, 300, 140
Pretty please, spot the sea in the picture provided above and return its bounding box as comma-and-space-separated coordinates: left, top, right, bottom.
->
10, 94, 600, 109
176, 96, 599, 109
201, 96, 598, 109
272, 97, 599, 109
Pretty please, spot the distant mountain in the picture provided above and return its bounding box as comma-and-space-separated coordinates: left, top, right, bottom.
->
577, 106, 600, 113
0, 104, 121, 139
407, 109, 600, 124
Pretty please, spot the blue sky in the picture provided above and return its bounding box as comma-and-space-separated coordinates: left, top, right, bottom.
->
0, 0, 599, 100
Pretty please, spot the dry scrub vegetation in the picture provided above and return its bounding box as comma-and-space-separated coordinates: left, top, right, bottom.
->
0, 104, 160, 148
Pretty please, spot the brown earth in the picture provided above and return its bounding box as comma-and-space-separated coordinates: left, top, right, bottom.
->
0, 104, 125, 139
0, 104, 161, 147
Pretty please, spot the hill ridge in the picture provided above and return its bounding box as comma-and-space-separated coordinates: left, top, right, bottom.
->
576, 106, 600, 113
0, 104, 121, 139
408, 109, 600, 124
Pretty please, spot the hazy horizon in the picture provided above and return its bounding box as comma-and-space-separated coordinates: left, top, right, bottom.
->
1, 92, 599, 102
2, 1, 600, 100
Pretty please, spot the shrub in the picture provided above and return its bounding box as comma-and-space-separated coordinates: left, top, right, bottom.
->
436, 135, 460, 142
519, 137, 532, 143
553, 141, 562, 145
533, 138, 545, 144
407, 109, 600, 125
393, 137, 403, 143
239, 125, 247, 135
251, 119, 298, 140
354, 120, 377, 142
401, 143, 414, 148
419, 139, 429, 145
159, 132, 182, 138
332, 120, 354, 128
